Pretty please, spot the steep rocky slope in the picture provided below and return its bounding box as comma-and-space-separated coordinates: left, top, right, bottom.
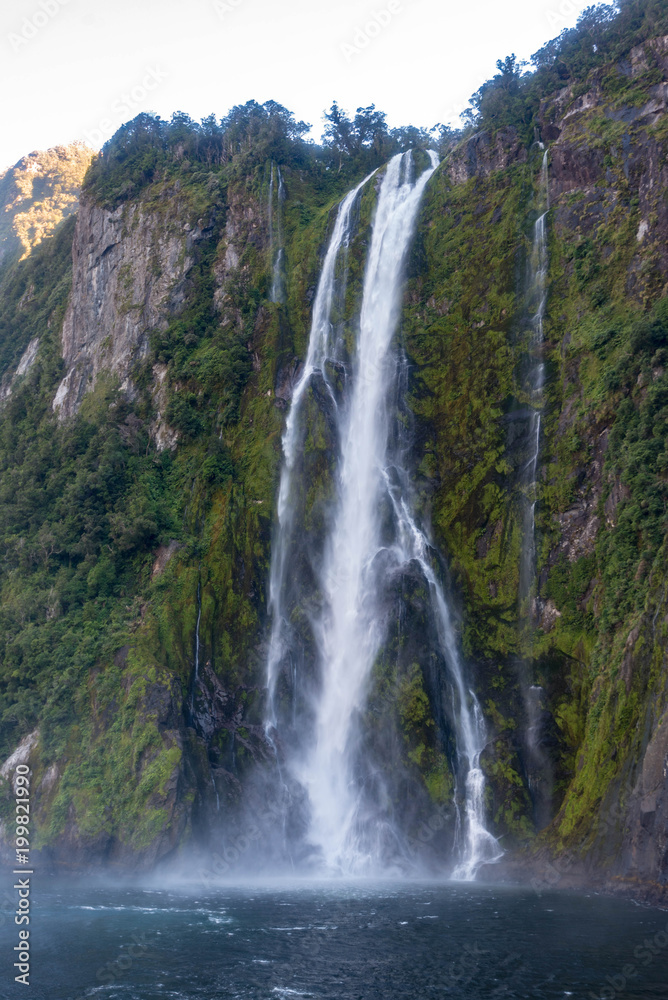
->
0, 7, 667, 900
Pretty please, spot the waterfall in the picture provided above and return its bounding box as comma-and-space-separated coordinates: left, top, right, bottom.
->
265, 150, 501, 879
520, 149, 549, 607
265, 170, 374, 733
518, 148, 551, 828
382, 482, 503, 881
269, 163, 286, 304
190, 579, 202, 718
268, 162, 274, 252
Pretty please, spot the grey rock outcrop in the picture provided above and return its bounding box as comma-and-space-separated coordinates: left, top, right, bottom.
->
446, 127, 528, 184
53, 193, 205, 420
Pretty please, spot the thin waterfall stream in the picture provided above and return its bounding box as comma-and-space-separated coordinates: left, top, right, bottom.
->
265, 150, 501, 879
268, 162, 274, 254
269, 162, 286, 304
190, 578, 202, 719
518, 148, 551, 827
520, 149, 549, 606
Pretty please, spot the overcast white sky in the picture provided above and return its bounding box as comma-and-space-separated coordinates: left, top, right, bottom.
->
1, 0, 601, 169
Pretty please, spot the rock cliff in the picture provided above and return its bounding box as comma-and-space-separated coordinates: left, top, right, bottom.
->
52, 192, 206, 420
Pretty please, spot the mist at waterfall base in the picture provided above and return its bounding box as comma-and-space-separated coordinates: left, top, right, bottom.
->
258, 149, 501, 879
5, 880, 668, 1000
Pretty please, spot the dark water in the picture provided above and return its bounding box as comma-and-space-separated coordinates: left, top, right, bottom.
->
1, 879, 667, 999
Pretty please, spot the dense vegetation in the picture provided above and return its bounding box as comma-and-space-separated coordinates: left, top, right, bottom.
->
464, 0, 668, 140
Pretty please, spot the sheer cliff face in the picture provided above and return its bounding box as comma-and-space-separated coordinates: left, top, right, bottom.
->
1, 31, 668, 898
0, 164, 276, 870
542, 53, 668, 898
53, 194, 202, 420
52, 178, 267, 427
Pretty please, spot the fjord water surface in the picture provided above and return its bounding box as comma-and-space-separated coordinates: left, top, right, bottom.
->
4, 880, 668, 999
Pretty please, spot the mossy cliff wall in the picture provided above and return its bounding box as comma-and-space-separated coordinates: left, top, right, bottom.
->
402, 35, 668, 897
0, 31, 667, 898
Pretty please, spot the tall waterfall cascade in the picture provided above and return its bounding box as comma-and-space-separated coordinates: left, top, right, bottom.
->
265, 150, 501, 879
518, 148, 552, 828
